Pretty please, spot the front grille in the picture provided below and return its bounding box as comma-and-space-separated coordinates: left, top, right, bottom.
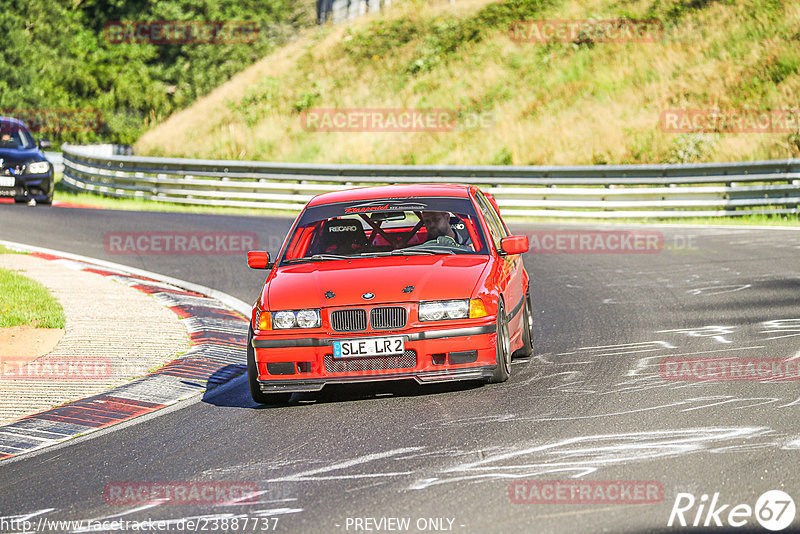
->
330, 309, 367, 332
370, 306, 407, 330
324, 350, 417, 373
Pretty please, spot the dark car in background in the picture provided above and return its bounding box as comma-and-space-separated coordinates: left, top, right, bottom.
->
0, 117, 53, 205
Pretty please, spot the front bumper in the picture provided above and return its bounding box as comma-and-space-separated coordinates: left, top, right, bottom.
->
252, 323, 497, 393
258, 366, 497, 393
0, 172, 54, 202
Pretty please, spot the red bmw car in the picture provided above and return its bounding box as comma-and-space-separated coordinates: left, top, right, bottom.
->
246, 184, 532, 404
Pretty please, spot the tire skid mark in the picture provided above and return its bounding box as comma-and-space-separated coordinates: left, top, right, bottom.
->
406, 426, 773, 490
251, 427, 777, 493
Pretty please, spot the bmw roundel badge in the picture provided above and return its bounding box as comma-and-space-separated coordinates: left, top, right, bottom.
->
362, 292, 375, 300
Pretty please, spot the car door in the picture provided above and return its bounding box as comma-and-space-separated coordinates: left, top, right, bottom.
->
473, 190, 525, 334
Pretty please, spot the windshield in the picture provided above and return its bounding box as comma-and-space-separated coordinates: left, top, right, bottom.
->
279, 196, 488, 265
0, 122, 35, 149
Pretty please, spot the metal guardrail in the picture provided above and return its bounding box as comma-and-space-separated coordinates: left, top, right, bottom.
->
60, 145, 800, 218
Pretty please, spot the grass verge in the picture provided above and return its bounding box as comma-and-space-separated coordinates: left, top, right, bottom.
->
0, 268, 66, 328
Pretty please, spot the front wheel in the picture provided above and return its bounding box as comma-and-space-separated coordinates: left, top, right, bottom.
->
514, 291, 534, 358
247, 325, 292, 405
487, 301, 511, 383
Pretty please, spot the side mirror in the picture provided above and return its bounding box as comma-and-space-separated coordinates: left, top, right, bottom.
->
38, 139, 52, 150
500, 235, 529, 256
247, 250, 271, 269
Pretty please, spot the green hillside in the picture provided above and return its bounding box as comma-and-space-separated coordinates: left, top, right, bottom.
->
136, 0, 800, 165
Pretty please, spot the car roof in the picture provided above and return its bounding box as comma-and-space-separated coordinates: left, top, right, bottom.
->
0, 117, 28, 127
0, 117, 31, 134
307, 183, 474, 207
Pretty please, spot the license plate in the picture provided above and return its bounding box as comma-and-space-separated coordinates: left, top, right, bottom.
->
0, 189, 14, 197
0, 177, 14, 187
333, 336, 405, 358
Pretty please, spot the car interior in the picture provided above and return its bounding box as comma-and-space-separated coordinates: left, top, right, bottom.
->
282, 210, 485, 261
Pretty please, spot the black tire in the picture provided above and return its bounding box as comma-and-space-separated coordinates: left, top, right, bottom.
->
514, 291, 534, 358
488, 300, 511, 383
247, 325, 292, 405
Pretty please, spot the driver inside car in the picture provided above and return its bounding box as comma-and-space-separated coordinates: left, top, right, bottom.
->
0, 132, 16, 148
421, 210, 469, 247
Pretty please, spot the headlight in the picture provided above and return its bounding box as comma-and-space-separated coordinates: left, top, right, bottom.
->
419, 301, 447, 321
420, 299, 472, 321
296, 309, 319, 328
272, 309, 321, 329
445, 300, 469, 319
419, 299, 486, 321
273, 311, 297, 329
26, 161, 50, 174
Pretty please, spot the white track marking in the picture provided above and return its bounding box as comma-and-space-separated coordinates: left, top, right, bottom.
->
575, 341, 676, 352
678, 396, 781, 412
657, 326, 736, 344
778, 397, 800, 408
625, 346, 765, 377
408, 427, 771, 490
268, 447, 423, 482
686, 284, 751, 296
781, 437, 800, 449
0, 508, 55, 523
95, 502, 164, 520
760, 319, 800, 341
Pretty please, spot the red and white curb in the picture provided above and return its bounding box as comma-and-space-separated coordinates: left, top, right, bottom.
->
0, 241, 251, 462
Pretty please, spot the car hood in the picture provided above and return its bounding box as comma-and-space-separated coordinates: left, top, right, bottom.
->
265, 255, 490, 310
0, 147, 46, 169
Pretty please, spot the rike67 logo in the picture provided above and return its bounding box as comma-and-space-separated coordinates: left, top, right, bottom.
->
668, 490, 796, 531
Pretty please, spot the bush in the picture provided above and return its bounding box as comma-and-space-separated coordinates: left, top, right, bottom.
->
0, 0, 314, 148
668, 133, 718, 163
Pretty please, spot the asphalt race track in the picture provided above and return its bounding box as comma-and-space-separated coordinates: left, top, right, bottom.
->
1, 204, 799, 533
